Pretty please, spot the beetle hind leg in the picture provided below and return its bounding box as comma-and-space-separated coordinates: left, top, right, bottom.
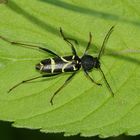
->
8, 73, 61, 93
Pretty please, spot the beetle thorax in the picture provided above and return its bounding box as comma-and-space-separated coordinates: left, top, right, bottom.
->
81, 55, 100, 71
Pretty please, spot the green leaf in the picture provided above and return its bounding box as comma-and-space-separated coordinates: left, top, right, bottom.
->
0, 0, 140, 138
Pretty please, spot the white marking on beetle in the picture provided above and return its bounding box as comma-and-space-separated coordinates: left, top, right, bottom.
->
72, 55, 75, 59
61, 57, 70, 63
73, 66, 77, 71
62, 61, 72, 72
50, 58, 55, 73
39, 62, 44, 71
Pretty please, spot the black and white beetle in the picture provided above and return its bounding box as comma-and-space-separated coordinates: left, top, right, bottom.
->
0, 26, 114, 105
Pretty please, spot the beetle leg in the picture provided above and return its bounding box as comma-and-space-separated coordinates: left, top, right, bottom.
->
59, 27, 77, 56
8, 73, 61, 93
50, 72, 77, 105
84, 70, 102, 86
0, 35, 60, 57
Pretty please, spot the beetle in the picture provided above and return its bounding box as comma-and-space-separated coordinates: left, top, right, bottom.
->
0, 26, 114, 105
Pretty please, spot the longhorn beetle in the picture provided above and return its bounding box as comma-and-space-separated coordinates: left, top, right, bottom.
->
0, 26, 115, 105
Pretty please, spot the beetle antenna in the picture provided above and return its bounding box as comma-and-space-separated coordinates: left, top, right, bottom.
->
97, 26, 115, 60
99, 67, 114, 96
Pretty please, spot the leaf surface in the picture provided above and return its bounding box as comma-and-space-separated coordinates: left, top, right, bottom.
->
0, 0, 140, 138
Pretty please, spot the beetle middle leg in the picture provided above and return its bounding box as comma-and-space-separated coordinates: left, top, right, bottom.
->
60, 27, 78, 44
59, 27, 78, 56
84, 32, 92, 55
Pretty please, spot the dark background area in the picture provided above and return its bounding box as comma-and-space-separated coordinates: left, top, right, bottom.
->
0, 121, 139, 140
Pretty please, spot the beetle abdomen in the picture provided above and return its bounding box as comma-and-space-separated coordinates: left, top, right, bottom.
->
36, 55, 81, 73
